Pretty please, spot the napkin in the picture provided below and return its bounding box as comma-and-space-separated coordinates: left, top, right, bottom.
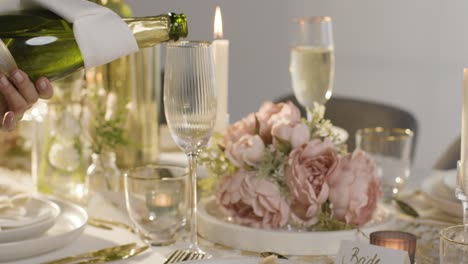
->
0, 0, 138, 69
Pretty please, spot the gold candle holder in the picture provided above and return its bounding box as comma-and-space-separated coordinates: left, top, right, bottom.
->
370, 231, 417, 264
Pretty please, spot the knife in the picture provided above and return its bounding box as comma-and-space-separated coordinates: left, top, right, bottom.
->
42, 243, 137, 264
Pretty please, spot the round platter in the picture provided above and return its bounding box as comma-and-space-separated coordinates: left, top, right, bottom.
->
198, 197, 393, 256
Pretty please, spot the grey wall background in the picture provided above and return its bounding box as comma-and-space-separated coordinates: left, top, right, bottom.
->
126, 0, 468, 170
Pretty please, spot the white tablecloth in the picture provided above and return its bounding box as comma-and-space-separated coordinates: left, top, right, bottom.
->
0, 154, 456, 264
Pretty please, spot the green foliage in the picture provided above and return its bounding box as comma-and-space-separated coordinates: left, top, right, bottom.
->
256, 145, 289, 195
90, 104, 128, 154
310, 201, 354, 231
198, 133, 237, 194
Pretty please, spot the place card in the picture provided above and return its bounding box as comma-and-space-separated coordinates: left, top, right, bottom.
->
336, 240, 411, 264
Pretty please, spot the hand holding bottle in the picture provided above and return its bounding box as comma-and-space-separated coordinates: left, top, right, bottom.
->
0, 69, 52, 131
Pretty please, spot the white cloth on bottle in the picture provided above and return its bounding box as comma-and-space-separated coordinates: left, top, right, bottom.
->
0, 0, 138, 68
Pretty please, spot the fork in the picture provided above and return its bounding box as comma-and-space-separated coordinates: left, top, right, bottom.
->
163, 249, 206, 264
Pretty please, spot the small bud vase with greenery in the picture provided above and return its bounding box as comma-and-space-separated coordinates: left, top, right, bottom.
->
86, 101, 128, 205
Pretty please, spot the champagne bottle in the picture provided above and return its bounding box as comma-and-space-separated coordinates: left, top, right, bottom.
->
0, 10, 187, 81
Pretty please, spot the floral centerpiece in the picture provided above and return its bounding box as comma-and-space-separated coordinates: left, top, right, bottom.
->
200, 101, 382, 231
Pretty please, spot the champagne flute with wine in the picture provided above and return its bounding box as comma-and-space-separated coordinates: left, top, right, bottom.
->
163, 41, 217, 253
289, 16, 334, 120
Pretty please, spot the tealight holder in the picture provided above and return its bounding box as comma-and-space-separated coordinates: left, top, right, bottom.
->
370, 231, 417, 264
124, 164, 187, 246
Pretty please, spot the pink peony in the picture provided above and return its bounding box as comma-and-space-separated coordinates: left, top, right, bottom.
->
327, 149, 382, 226
222, 113, 257, 146
256, 101, 301, 144
285, 138, 339, 226
216, 170, 290, 229
272, 122, 310, 149
224, 134, 265, 168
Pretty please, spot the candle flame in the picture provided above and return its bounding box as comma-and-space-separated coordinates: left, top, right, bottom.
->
214, 6, 223, 39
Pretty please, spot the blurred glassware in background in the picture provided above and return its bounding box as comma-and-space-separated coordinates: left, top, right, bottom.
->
356, 127, 414, 203
86, 0, 161, 172
34, 70, 90, 205
289, 16, 334, 120
86, 151, 121, 204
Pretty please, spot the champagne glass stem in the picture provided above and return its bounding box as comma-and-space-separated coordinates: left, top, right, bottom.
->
462, 200, 468, 242
186, 152, 199, 250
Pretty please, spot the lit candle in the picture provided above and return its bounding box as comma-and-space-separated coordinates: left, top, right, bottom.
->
153, 193, 173, 207
146, 192, 175, 214
370, 231, 416, 264
213, 6, 229, 133
461, 69, 468, 195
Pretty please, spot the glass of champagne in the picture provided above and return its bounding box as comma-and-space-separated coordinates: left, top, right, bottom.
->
289, 16, 334, 120
163, 41, 217, 253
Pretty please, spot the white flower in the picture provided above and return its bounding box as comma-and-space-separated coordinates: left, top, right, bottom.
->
312, 102, 325, 119
48, 142, 81, 172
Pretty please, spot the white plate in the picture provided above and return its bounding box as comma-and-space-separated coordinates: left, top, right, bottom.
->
198, 197, 392, 256
181, 257, 296, 264
0, 196, 60, 243
0, 197, 88, 262
421, 170, 462, 218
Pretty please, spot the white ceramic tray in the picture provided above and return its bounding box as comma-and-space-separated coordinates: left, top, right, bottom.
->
198, 197, 393, 256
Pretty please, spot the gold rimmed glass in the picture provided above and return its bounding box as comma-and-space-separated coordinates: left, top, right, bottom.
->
356, 127, 414, 202
289, 16, 334, 120
440, 225, 468, 263
163, 41, 217, 253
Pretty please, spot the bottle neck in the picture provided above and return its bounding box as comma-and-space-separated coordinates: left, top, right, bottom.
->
124, 13, 187, 48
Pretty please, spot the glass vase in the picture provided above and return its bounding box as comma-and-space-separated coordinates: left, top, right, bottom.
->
85, 46, 162, 171
86, 0, 161, 170
35, 70, 90, 205
86, 151, 121, 203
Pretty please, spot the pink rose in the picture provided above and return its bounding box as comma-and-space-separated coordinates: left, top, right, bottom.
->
256, 101, 301, 144
224, 134, 265, 168
216, 171, 290, 229
285, 138, 339, 226
328, 149, 382, 226
222, 113, 256, 146
272, 122, 310, 149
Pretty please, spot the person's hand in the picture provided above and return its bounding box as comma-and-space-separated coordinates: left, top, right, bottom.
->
0, 69, 53, 131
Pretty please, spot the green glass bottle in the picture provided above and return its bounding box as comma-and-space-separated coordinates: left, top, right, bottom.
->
0, 9, 187, 81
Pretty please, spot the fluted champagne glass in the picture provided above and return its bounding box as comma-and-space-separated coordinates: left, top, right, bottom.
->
289, 16, 334, 120
164, 41, 217, 253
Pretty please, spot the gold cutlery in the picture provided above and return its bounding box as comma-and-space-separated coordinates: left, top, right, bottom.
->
71, 245, 149, 264
88, 218, 136, 233
42, 243, 137, 264
87, 221, 113, 230
163, 249, 206, 264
